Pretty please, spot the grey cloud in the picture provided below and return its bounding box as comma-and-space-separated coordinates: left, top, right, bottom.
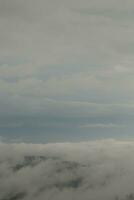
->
0, 140, 134, 199
1, 0, 134, 63
1, 0, 134, 142
0, 0, 30, 20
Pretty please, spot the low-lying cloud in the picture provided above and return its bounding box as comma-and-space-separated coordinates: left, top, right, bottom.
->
0, 140, 134, 200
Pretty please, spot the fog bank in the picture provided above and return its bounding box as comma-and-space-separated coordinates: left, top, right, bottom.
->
0, 140, 134, 200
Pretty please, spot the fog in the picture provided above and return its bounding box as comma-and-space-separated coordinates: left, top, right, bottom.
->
0, 140, 134, 200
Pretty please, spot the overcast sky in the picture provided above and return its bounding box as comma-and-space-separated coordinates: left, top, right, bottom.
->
1, 0, 134, 143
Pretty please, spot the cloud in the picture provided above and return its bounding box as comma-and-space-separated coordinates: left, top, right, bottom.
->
80, 123, 125, 128
0, 122, 23, 128
0, 140, 134, 200
1, 0, 134, 141
1, 0, 134, 101
0, 136, 5, 143
1, 0, 134, 64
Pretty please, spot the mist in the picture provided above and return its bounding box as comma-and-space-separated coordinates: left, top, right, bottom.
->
0, 140, 134, 200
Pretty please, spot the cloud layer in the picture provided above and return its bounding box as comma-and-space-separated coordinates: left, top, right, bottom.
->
1, 140, 134, 200
1, 0, 134, 141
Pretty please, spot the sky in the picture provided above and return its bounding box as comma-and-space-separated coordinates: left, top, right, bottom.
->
1, 0, 134, 142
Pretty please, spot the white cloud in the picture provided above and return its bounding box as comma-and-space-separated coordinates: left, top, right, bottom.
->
80, 123, 125, 128
0, 140, 134, 199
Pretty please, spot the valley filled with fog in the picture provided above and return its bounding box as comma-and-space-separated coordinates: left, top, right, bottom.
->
0, 140, 134, 200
